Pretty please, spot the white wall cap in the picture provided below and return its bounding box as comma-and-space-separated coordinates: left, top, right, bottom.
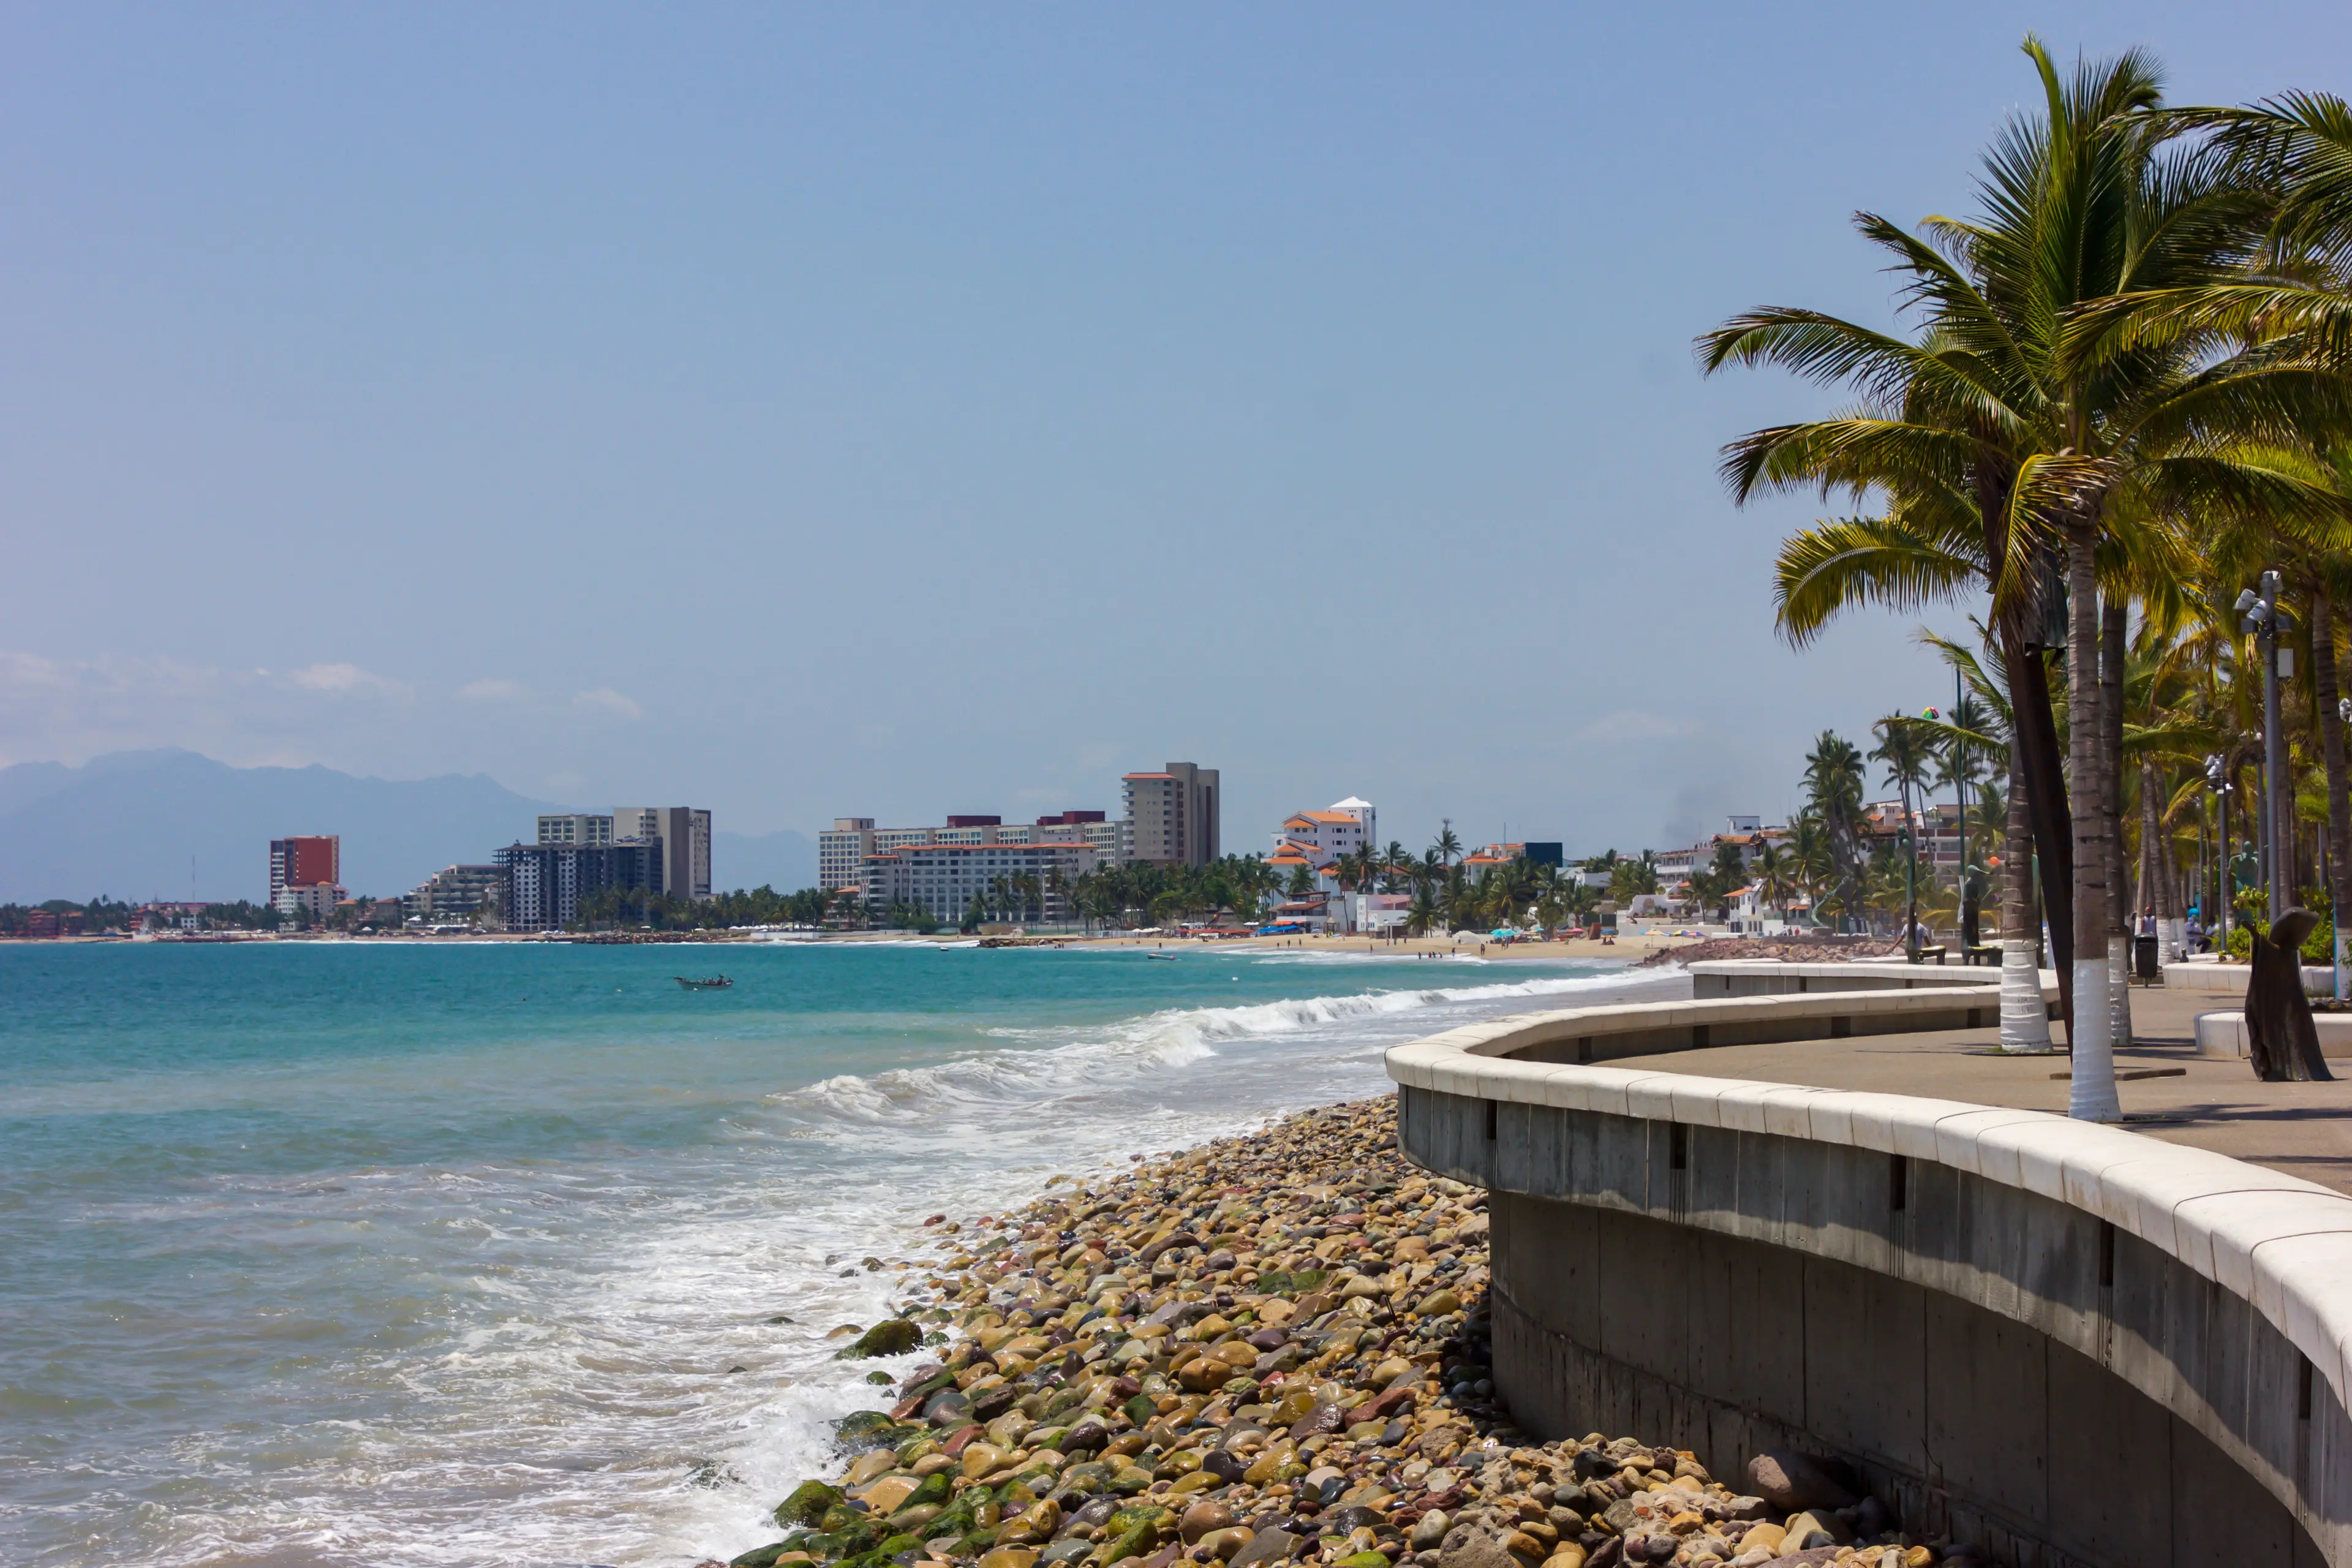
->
2184, 1189, 2352, 1297
2244, 1233, 2352, 1396
1833, 1093, 1967, 1156
1756, 1085, 1831, 1140
1710, 1080, 1784, 1134
2000, 1120, 2142, 1205
1621, 1076, 1684, 1123
1928, 1108, 2050, 1176
1805, 1096, 1857, 1146
1667, 1079, 1748, 1127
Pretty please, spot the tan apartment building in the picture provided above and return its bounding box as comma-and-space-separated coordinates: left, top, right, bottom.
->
1122, 762, 1219, 868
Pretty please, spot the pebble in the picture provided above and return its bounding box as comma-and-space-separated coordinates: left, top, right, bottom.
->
710, 1098, 1961, 1568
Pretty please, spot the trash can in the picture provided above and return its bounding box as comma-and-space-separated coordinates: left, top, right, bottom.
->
2133, 933, 2160, 981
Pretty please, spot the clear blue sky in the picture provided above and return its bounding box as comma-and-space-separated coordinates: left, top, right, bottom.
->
4, 4, 2344, 855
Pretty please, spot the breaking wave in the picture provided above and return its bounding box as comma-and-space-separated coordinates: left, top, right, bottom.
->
777, 967, 1647, 1126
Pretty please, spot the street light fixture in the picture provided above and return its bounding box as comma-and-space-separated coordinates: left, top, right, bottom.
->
2239, 572, 2286, 914
2204, 752, 2233, 948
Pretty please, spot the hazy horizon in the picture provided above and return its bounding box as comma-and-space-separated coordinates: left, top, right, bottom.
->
7, 4, 2345, 856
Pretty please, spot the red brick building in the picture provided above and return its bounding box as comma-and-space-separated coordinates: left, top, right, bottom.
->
270, 835, 341, 902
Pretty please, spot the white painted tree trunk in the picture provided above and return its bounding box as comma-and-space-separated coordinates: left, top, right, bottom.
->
2070, 953, 2121, 1120
2000, 939, 2052, 1050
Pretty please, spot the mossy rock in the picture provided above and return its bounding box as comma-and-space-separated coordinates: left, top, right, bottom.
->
886, 1502, 946, 1535
837, 1420, 928, 1455
816, 1515, 879, 1555
832, 1411, 897, 1444
1335, 1554, 1390, 1568
1093, 1518, 1159, 1564
903, 1470, 953, 1510
1107, 1503, 1174, 1534
836, 1318, 923, 1360
906, 1366, 960, 1399
1057, 1463, 1109, 1494
774, 1480, 844, 1528
1107, 1467, 1154, 1496
1120, 1393, 1157, 1427
729, 1542, 795, 1568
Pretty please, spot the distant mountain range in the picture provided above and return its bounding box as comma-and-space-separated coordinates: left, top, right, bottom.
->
0, 750, 814, 903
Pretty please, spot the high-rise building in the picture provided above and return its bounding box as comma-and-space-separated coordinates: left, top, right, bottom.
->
531, 809, 709, 899
269, 835, 341, 902
820, 819, 877, 891
613, 807, 712, 900
495, 840, 666, 932
1122, 763, 1219, 867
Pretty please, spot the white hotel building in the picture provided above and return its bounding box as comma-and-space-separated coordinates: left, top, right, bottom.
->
861, 840, 1101, 925
820, 813, 1125, 892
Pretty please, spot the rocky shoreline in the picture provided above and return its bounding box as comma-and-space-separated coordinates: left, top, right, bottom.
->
715, 1098, 1974, 1568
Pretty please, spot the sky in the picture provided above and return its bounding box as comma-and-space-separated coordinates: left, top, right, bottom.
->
4, 3, 2348, 858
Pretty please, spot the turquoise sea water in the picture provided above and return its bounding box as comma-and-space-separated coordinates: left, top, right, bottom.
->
0, 941, 1672, 1568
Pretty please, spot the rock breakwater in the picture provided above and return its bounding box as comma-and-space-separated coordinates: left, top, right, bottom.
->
715, 1098, 1979, 1568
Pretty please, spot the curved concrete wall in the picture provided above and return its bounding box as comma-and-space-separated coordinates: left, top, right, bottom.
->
1387, 989, 2350, 1567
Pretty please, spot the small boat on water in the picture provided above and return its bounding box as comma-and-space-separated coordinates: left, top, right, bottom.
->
674, 974, 733, 990
1144, 951, 1178, 961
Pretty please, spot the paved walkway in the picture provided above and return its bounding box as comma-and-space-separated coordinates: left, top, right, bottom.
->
1608, 981, 2352, 1195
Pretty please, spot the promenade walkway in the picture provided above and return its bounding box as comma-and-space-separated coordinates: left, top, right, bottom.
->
1609, 976, 2352, 1194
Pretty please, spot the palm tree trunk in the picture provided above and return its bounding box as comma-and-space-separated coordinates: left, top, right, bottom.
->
2067, 533, 2120, 1118
2002, 736, 2053, 1049
2000, 614, 2076, 1037
2316, 588, 2352, 998
2100, 594, 2133, 1046
2139, 758, 2163, 956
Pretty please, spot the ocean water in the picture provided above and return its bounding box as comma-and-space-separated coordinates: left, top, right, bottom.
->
0, 940, 1678, 1568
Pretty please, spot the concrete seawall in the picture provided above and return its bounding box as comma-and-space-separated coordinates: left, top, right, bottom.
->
1386, 967, 2350, 1567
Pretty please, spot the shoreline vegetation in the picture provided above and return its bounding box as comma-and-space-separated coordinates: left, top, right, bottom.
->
748, 1096, 1957, 1568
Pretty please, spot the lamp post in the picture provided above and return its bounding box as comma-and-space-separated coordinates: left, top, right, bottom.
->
2205, 753, 2233, 949
1899, 824, 1918, 962
2236, 571, 2287, 919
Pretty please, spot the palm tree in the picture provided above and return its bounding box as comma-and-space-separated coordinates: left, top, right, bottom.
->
1433, 827, 1463, 869
1872, 715, 1939, 956
1785, 813, 1836, 929
1801, 731, 1867, 928
1706, 41, 2345, 1118
1916, 631, 2054, 1050
1752, 840, 1794, 925
1405, 884, 1442, 938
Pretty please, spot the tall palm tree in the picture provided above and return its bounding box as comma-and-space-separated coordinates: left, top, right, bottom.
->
1917, 631, 2054, 1050
1752, 840, 1794, 925
1785, 813, 1836, 929
1872, 715, 1940, 955
1803, 731, 1868, 929
1433, 827, 1463, 868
